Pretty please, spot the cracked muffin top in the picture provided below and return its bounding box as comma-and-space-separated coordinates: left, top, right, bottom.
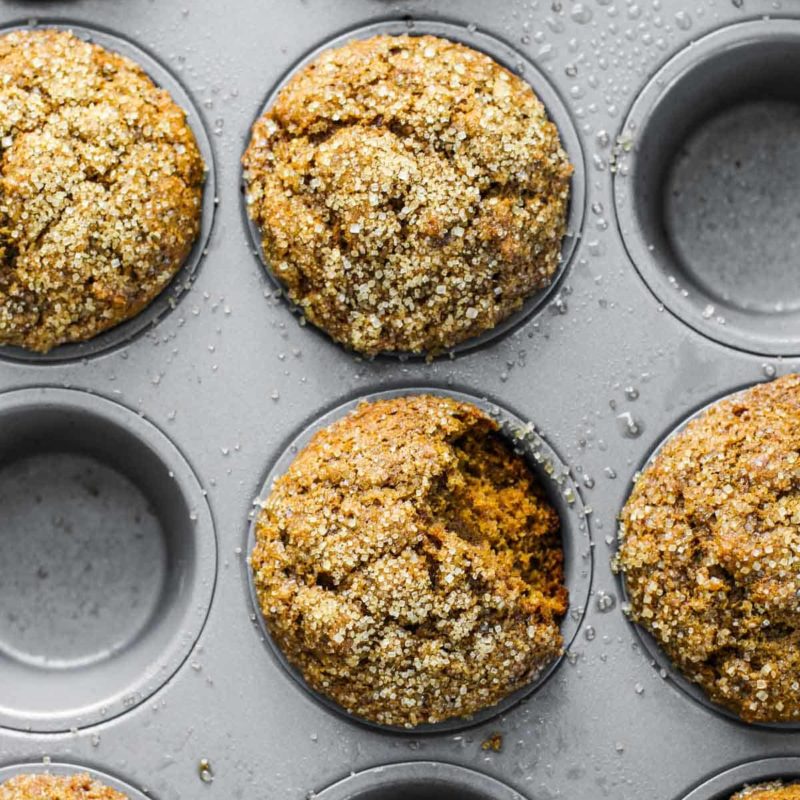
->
732, 784, 800, 800
243, 34, 572, 356
0, 773, 127, 799
0, 28, 205, 353
250, 394, 567, 727
617, 374, 800, 723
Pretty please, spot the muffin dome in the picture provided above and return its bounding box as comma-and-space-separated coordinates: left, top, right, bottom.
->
618, 374, 800, 723
250, 394, 567, 727
243, 34, 572, 356
732, 784, 800, 800
0, 773, 127, 799
0, 29, 205, 352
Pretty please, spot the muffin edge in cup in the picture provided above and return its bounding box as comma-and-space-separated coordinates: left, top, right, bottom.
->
615, 375, 800, 729
241, 18, 585, 360
0, 21, 217, 364
245, 386, 593, 733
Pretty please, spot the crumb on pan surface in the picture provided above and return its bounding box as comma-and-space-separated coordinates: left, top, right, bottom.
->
243, 34, 573, 356
250, 394, 567, 727
617, 374, 800, 723
0, 773, 127, 800
0, 28, 205, 353
732, 783, 800, 800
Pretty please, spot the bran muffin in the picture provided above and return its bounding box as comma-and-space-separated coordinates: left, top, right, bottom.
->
0, 773, 127, 800
250, 394, 567, 727
243, 34, 572, 356
732, 784, 800, 800
0, 29, 205, 353
617, 374, 800, 723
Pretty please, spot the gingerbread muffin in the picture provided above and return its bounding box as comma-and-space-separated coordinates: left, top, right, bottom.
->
250, 394, 567, 727
243, 34, 572, 356
0, 29, 205, 352
732, 784, 800, 800
617, 374, 800, 723
0, 773, 127, 800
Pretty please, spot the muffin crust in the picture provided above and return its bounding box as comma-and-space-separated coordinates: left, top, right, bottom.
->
617, 375, 800, 723
0, 29, 205, 352
250, 394, 567, 726
243, 34, 572, 356
733, 784, 800, 800
0, 773, 127, 800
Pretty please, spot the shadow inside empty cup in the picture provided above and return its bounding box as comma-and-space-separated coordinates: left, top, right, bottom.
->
0, 451, 167, 670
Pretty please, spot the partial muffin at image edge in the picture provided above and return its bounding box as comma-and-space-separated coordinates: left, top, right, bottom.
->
617, 374, 800, 723
0, 773, 127, 800
732, 783, 800, 800
0, 28, 205, 353
243, 33, 573, 356
249, 394, 568, 727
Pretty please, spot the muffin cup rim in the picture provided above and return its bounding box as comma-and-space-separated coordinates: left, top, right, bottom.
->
313, 760, 528, 800
679, 757, 800, 800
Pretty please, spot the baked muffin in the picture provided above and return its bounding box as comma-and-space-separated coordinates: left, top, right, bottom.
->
250, 394, 567, 727
243, 34, 572, 356
732, 784, 800, 800
0, 29, 205, 352
0, 773, 126, 799
617, 374, 800, 723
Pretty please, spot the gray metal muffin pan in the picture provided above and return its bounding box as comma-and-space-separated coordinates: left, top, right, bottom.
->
0, 1, 799, 799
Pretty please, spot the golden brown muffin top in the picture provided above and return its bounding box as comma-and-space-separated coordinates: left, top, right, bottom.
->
0, 773, 127, 800
243, 34, 572, 356
617, 374, 800, 723
250, 394, 567, 727
733, 783, 800, 800
0, 28, 205, 352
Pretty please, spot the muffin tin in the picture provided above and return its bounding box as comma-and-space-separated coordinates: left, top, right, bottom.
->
0, 1, 799, 799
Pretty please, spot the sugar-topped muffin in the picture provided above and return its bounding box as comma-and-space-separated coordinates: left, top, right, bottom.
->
243, 34, 572, 356
0, 29, 205, 352
618, 374, 800, 723
0, 773, 127, 800
250, 394, 567, 727
732, 783, 800, 800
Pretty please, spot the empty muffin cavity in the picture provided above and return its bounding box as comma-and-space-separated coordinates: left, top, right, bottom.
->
0, 388, 215, 732
614, 19, 800, 356
313, 762, 527, 800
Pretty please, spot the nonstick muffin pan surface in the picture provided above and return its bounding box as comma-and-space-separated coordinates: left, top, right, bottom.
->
0, 1, 799, 799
